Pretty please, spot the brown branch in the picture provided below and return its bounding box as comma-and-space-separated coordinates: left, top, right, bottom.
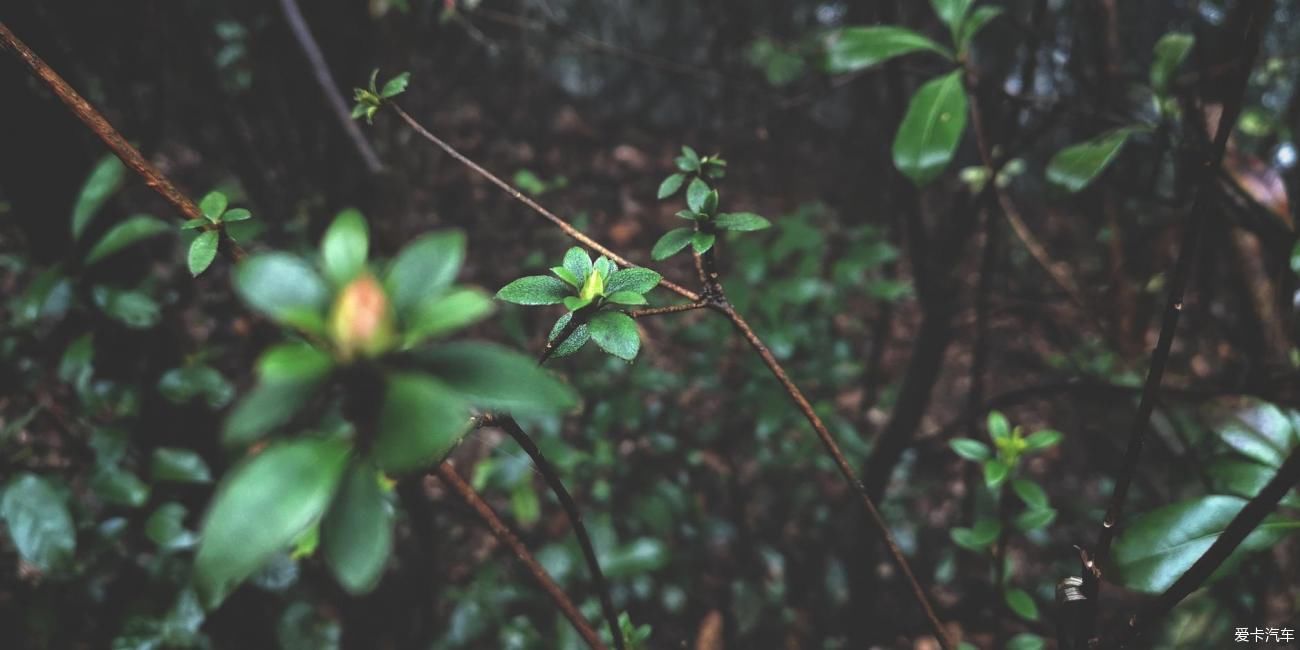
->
1083, 0, 1270, 641
432, 461, 608, 650
0, 21, 245, 262
276, 0, 384, 174
628, 302, 707, 318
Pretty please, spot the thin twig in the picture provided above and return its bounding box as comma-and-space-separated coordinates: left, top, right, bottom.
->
1083, 0, 1269, 641
628, 302, 707, 318
276, 0, 384, 174
0, 21, 246, 262
432, 461, 608, 650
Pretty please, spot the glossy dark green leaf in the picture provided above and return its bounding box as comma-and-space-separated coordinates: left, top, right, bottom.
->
496, 275, 571, 305
195, 438, 349, 607
85, 215, 171, 264
199, 192, 228, 222
1005, 588, 1039, 621
379, 71, 410, 99
404, 287, 494, 344
824, 26, 951, 74
949, 438, 991, 461
417, 342, 577, 413
548, 312, 591, 358
146, 502, 198, 551
691, 232, 716, 254
188, 231, 219, 277
657, 173, 686, 199
321, 463, 393, 594
957, 6, 1004, 49
384, 231, 466, 316
152, 447, 213, 484
1113, 495, 1300, 593
72, 155, 126, 240
1046, 128, 1141, 193
0, 473, 76, 571
234, 253, 329, 331
651, 228, 694, 261
1207, 457, 1300, 508
92, 286, 160, 329
222, 343, 334, 447
1150, 33, 1194, 95
892, 70, 968, 186
92, 466, 150, 507
715, 212, 771, 231
1011, 479, 1048, 509
588, 311, 640, 361
1213, 399, 1297, 468
563, 247, 593, 286
605, 268, 662, 295
371, 373, 469, 472
983, 458, 1009, 488
321, 208, 369, 286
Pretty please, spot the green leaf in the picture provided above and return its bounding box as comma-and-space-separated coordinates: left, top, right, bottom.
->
92, 466, 150, 507
1207, 457, 1300, 508
1011, 479, 1048, 509
85, 215, 171, 264
601, 538, 669, 578
657, 173, 686, 199
321, 208, 369, 286
0, 474, 76, 571
563, 247, 593, 286
824, 26, 952, 74
987, 410, 1010, 442
1004, 588, 1039, 621
181, 218, 208, 230
677, 146, 701, 172
379, 71, 410, 99
321, 463, 393, 594
234, 253, 330, 330
548, 312, 591, 358
195, 438, 349, 608
949, 438, 991, 461
404, 287, 494, 343
1024, 429, 1064, 450
72, 154, 126, 240
152, 448, 213, 484
188, 231, 219, 277
146, 502, 198, 551
1213, 399, 1296, 468
158, 365, 233, 409
691, 232, 716, 254
551, 266, 580, 288
1046, 128, 1142, 193
930, 0, 972, 39
676, 209, 700, 220
604, 267, 662, 295
385, 231, 466, 316
372, 374, 469, 472
592, 256, 615, 282
1006, 633, 1045, 650
606, 291, 648, 305
1113, 495, 1300, 593
222, 208, 252, 222
92, 286, 160, 329
563, 296, 592, 312
983, 459, 1009, 488
651, 228, 694, 260
496, 276, 571, 305
892, 70, 968, 186
199, 192, 228, 222
701, 189, 719, 215
511, 483, 540, 526
1015, 507, 1057, 531
1150, 32, 1194, 95
957, 6, 1004, 49
416, 342, 577, 414
685, 177, 710, 213
278, 601, 341, 650
223, 343, 334, 447
951, 518, 1000, 551
714, 212, 771, 231
589, 311, 640, 361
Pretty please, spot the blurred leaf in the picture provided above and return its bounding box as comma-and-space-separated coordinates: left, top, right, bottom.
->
1015, 507, 1056, 531
72, 155, 126, 240
949, 438, 991, 461
951, 518, 1000, 551
1011, 479, 1048, 509
1207, 457, 1300, 508
195, 438, 349, 608
92, 286, 160, 329
188, 231, 219, 277
158, 365, 233, 408
0, 473, 75, 571
677, 146, 701, 172
496, 275, 571, 305
715, 212, 771, 232
417, 342, 577, 413
322, 463, 393, 594
1024, 429, 1064, 450
404, 287, 494, 344
234, 253, 329, 331
223, 343, 334, 447
657, 173, 686, 199
930, 0, 972, 39
824, 26, 951, 73
1150, 32, 1194, 95
987, 411, 1010, 441
511, 482, 541, 526
372, 373, 469, 472
321, 208, 369, 286
983, 459, 1010, 488
146, 502, 198, 551
92, 466, 150, 507
1006, 633, 1045, 650
152, 447, 213, 484
385, 231, 466, 317
1113, 495, 1300, 593
589, 311, 640, 361
652, 228, 694, 260
605, 268, 662, 295
1213, 399, 1297, 467
277, 601, 341, 650
1005, 588, 1039, 620
85, 215, 171, 264
892, 70, 968, 186
957, 6, 1003, 49
222, 208, 252, 222
1046, 128, 1142, 193
601, 538, 669, 578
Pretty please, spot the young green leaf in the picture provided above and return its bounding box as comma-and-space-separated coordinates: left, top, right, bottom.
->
551, 266, 580, 288
652, 228, 694, 260
589, 311, 640, 360
0, 473, 76, 571
234, 253, 330, 330
152, 448, 213, 484
678, 146, 701, 172
1023, 429, 1064, 450
385, 231, 466, 316
321, 463, 393, 594
181, 218, 208, 230
987, 410, 1011, 442
579, 264, 605, 300
496, 275, 572, 306
84, 215, 172, 264
1150, 32, 1194, 96
691, 232, 716, 254
1010, 478, 1048, 509
72, 154, 126, 240
686, 177, 711, 213
949, 438, 991, 462
379, 71, 411, 99
1046, 128, 1142, 193
824, 26, 952, 74
188, 231, 219, 277
195, 438, 349, 608
892, 70, 968, 186
606, 291, 647, 306
222, 208, 252, 222
418, 342, 578, 413
983, 458, 1009, 488
604, 267, 662, 295
199, 192, 228, 222
1004, 588, 1039, 621
321, 208, 369, 286
371, 374, 469, 472
657, 173, 686, 199
714, 212, 771, 231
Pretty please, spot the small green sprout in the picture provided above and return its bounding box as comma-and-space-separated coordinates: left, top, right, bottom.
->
653, 147, 770, 261
352, 69, 411, 124
183, 191, 253, 277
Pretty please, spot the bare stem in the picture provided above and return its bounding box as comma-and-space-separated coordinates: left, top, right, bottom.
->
628, 302, 707, 318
